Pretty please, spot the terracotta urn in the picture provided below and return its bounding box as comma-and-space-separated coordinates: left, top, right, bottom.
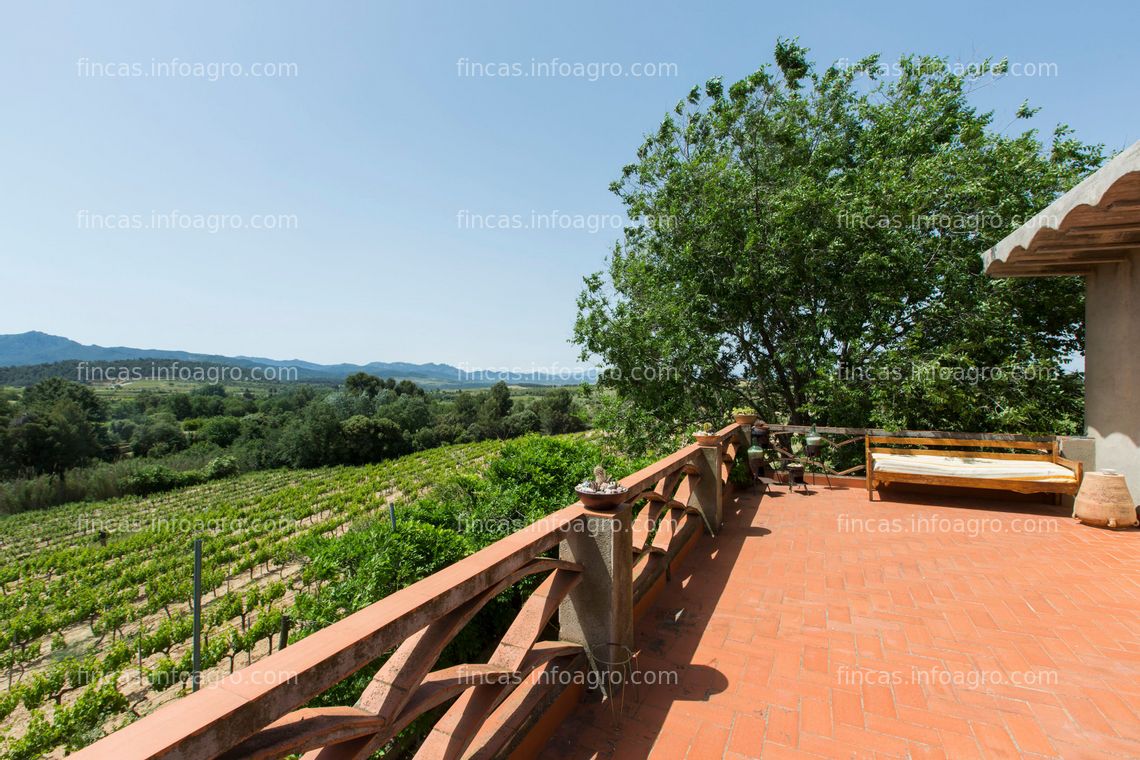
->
1073, 470, 1138, 529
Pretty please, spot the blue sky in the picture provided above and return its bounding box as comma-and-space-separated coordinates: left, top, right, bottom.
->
2, 1, 1136, 369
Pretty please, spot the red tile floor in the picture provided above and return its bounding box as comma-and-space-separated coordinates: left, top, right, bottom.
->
541, 483, 1140, 759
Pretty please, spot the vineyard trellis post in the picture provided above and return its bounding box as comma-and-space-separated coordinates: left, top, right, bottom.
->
278, 614, 290, 651
191, 537, 201, 692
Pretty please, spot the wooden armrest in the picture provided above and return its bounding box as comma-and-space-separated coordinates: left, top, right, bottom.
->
1056, 456, 1083, 477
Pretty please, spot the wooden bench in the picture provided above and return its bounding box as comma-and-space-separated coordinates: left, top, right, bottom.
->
865, 434, 1082, 501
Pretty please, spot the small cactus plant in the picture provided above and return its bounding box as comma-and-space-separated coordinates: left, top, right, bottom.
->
579, 465, 624, 494
576, 464, 628, 508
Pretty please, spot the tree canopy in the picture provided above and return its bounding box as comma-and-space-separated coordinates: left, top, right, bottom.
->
575, 40, 1102, 449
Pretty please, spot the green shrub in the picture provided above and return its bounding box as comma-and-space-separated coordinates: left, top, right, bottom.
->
203, 455, 240, 480
119, 465, 203, 496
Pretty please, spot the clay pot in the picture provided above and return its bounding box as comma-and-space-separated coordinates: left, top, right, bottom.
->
693, 432, 721, 446
575, 487, 629, 510
1073, 470, 1138, 529
734, 413, 758, 425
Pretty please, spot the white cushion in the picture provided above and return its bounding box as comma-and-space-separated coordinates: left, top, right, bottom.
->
871, 453, 1076, 483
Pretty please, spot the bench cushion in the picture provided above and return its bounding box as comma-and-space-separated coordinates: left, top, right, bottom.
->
871, 453, 1076, 483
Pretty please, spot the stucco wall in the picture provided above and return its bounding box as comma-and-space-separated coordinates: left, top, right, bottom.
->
1084, 257, 1140, 503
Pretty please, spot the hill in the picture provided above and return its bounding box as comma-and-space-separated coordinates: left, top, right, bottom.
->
0, 332, 596, 388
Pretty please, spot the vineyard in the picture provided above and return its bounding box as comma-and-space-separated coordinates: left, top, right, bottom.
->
0, 437, 523, 759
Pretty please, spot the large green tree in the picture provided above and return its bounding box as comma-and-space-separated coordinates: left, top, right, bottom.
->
6, 380, 110, 476
575, 40, 1102, 449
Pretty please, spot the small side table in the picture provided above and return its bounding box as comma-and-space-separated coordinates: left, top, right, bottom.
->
785, 463, 808, 493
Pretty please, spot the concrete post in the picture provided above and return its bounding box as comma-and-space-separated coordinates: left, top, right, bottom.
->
691, 443, 724, 535
558, 504, 633, 695
1059, 436, 1097, 511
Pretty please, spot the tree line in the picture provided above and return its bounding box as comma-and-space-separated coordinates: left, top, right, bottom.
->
0, 374, 586, 513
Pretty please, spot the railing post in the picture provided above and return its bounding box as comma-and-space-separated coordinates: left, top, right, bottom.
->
558, 504, 633, 696
692, 439, 724, 535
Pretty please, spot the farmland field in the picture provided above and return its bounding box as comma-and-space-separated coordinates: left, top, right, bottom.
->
0, 437, 516, 759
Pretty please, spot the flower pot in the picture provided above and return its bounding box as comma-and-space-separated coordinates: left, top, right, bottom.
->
734, 413, 758, 426
693, 433, 721, 446
575, 486, 630, 510
1073, 470, 1138, 529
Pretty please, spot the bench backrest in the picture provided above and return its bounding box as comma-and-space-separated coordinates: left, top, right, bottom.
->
865, 435, 1059, 463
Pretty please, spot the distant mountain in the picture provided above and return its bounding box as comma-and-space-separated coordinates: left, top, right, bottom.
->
0, 332, 594, 388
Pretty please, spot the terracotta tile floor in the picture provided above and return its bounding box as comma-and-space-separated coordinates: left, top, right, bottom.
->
541, 484, 1140, 759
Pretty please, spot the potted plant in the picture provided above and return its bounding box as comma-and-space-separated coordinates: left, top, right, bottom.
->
575, 466, 630, 510
693, 429, 721, 446
734, 409, 758, 426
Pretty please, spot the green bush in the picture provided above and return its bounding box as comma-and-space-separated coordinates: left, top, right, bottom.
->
203, 455, 240, 480
119, 465, 203, 496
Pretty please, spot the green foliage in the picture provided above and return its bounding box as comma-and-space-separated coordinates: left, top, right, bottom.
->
55, 681, 130, 751
0, 432, 631, 755
483, 435, 626, 506
575, 42, 1102, 444
200, 416, 242, 447
120, 464, 203, 496
22, 378, 106, 422
289, 433, 640, 745
296, 521, 472, 628
344, 371, 383, 399
531, 388, 587, 435
202, 454, 240, 480
4, 379, 110, 477
0, 447, 220, 514
728, 456, 753, 487
131, 418, 188, 457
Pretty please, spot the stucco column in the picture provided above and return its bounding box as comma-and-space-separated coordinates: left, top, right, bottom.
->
558, 505, 633, 694
691, 442, 723, 535
1085, 258, 1140, 503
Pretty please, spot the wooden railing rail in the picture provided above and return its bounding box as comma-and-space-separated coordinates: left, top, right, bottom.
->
625, 423, 747, 607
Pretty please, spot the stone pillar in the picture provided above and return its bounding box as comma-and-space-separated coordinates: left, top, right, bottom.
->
558, 505, 633, 695
691, 443, 723, 535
